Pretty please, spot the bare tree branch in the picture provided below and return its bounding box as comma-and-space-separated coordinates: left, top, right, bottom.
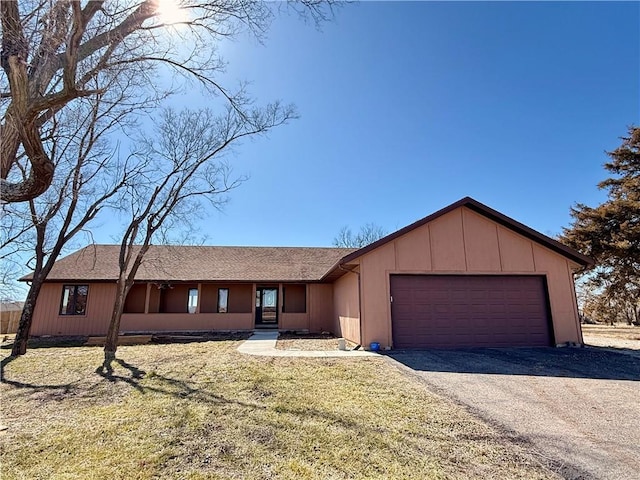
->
5, 81, 146, 356
333, 223, 387, 248
1, 0, 338, 203
103, 104, 295, 358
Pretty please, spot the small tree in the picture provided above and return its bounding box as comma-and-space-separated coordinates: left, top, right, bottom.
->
561, 126, 640, 325
4, 89, 139, 356
104, 104, 294, 359
333, 223, 387, 248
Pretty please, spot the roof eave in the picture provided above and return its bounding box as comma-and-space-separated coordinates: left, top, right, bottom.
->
337, 197, 595, 268
33, 277, 331, 283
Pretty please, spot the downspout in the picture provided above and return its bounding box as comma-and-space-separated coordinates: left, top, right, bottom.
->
571, 271, 585, 347
339, 263, 363, 349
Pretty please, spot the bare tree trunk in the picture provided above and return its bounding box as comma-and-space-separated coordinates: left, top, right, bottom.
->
103, 276, 130, 359
0, 115, 20, 178
11, 277, 45, 356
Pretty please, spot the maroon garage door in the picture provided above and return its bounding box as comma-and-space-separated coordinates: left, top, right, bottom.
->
390, 275, 552, 348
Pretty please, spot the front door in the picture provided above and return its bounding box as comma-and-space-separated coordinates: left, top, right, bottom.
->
255, 287, 278, 327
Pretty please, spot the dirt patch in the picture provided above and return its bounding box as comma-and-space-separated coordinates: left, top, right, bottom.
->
276, 333, 358, 351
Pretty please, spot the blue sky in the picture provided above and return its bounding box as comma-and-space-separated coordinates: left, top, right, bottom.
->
117, 1, 639, 245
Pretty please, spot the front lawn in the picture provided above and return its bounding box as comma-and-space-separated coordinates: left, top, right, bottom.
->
1, 338, 557, 479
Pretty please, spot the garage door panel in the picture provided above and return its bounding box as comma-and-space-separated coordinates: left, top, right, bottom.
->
391, 275, 551, 348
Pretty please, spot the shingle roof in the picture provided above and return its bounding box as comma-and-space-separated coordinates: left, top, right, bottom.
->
31, 245, 356, 283
24, 198, 593, 285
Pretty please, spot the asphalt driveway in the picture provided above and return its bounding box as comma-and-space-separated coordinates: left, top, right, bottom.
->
385, 347, 640, 480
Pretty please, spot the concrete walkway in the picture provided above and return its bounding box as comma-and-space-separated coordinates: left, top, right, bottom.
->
237, 331, 377, 357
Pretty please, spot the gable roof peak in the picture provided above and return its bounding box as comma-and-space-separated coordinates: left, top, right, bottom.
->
337, 197, 594, 267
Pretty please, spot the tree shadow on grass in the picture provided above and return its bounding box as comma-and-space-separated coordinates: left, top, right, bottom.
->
1, 354, 17, 370
95, 358, 147, 393
3, 355, 267, 413
94, 357, 266, 410
91, 358, 373, 432
1, 375, 79, 395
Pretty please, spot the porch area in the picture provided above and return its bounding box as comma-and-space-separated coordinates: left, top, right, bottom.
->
120, 281, 334, 333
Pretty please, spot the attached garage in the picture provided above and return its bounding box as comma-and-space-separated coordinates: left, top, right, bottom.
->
330, 197, 594, 349
390, 275, 552, 348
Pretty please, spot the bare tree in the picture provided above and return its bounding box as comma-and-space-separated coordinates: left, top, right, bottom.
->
104, 104, 294, 359
1, 0, 337, 203
3, 87, 140, 356
0, 255, 27, 303
333, 223, 387, 248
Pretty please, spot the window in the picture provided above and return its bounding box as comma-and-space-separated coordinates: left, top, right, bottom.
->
217, 288, 229, 313
188, 288, 198, 314
60, 285, 89, 315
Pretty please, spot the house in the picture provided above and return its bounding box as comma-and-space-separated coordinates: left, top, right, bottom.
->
24, 197, 593, 349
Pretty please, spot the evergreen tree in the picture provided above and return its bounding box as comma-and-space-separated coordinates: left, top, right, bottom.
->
562, 126, 640, 324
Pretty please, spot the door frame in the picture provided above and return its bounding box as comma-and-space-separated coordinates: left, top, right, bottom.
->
255, 286, 279, 327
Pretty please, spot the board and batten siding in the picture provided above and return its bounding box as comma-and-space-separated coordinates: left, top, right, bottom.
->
308, 284, 333, 333
276, 284, 334, 331
355, 206, 582, 349
31, 282, 117, 336
333, 269, 360, 344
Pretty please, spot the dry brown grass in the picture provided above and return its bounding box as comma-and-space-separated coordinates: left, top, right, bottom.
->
1, 338, 559, 479
582, 323, 640, 341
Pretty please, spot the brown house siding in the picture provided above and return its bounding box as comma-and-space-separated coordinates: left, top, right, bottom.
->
333, 270, 360, 344
283, 284, 306, 313
532, 244, 583, 344
309, 284, 333, 333
199, 284, 253, 314
354, 206, 582, 349
124, 284, 146, 313
279, 312, 307, 330
31, 281, 337, 336
159, 284, 196, 313
31, 283, 117, 336
120, 313, 253, 332
147, 286, 161, 314
277, 284, 334, 332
